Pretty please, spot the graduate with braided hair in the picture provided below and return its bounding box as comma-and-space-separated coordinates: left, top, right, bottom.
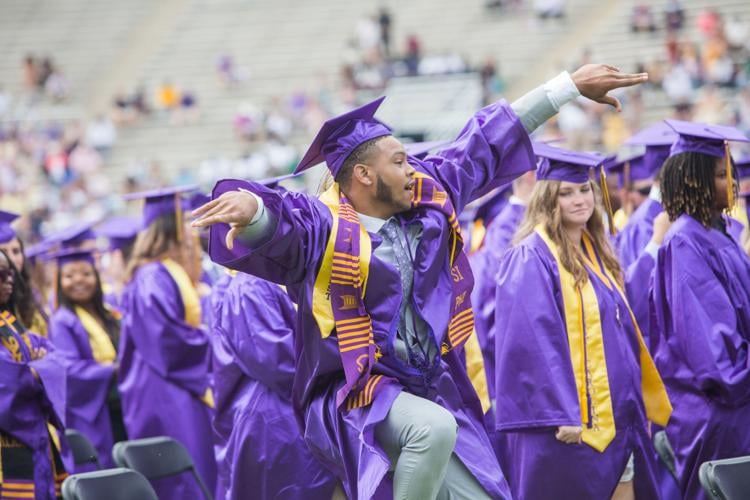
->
650, 120, 750, 500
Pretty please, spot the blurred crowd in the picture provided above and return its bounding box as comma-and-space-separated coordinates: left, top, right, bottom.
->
2, 3, 750, 248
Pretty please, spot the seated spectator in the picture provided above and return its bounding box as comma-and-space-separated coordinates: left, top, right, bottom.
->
696, 8, 722, 39
664, 0, 685, 32
725, 14, 749, 51
174, 90, 200, 125
156, 80, 180, 110
85, 115, 116, 156
631, 4, 657, 32
44, 68, 69, 103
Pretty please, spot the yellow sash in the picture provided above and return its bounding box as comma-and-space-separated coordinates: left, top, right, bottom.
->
464, 328, 491, 413
161, 258, 202, 328
536, 226, 671, 452
161, 258, 213, 408
74, 306, 116, 364
312, 184, 372, 338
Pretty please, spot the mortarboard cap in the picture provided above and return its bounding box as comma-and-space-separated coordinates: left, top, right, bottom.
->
294, 97, 392, 177
51, 248, 96, 267
473, 185, 512, 225
0, 210, 20, 244
188, 193, 212, 212
48, 220, 99, 249
665, 119, 750, 158
624, 122, 679, 148
97, 216, 141, 251
123, 185, 198, 228
532, 142, 605, 183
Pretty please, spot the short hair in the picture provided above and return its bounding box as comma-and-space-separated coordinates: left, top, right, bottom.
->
661, 152, 728, 227
334, 136, 388, 189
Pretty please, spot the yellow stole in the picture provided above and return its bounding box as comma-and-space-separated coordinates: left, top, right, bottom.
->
160, 258, 214, 408
464, 328, 491, 413
74, 306, 116, 364
536, 226, 671, 451
311, 184, 372, 338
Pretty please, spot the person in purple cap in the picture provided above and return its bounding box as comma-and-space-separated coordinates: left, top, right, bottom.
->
0, 248, 72, 499
493, 143, 672, 500
119, 185, 217, 499
0, 210, 50, 336
194, 64, 647, 499
649, 120, 750, 500
48, 248, 126, 471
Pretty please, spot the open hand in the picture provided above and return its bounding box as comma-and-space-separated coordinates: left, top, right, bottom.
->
571, 64, 648, 112
555, 425, 583, 444
191, 190, 259, 250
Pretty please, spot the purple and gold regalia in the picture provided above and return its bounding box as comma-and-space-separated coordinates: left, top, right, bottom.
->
650, 214, 750, 500
118, 260, 216, 499
208, 100, 535, 499
494, 229, 671, 499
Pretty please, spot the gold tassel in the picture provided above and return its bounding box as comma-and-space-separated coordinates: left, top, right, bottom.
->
725, 141, 735, 210
624, 161, 631, 191
175, 195, 184, 243
599, 166, 617, 236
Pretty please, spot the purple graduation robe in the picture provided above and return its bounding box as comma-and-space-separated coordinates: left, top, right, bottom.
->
212, 272, 337, 499
494, 232, 665, 500
0, 312, 71, 499
118, 261, 217, 499
650, 214, 750, 500
208, 100, 535, 500
469, 201, 525, 402
48, 306, 117, 469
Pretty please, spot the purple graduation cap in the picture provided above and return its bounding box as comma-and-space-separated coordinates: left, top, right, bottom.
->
404, 139, 452, 160
97, 216, 141, 251
294, 96, 392, 176
123, 185, 199, 228
51, 248, 96, 267
665, 119, 750, 158
624, 122, 678, 181
606, 152, 649, 187
473, 184, 512, 226
0, 210, 20, 244
532, 142, 605, 182
48, 220, 99, 249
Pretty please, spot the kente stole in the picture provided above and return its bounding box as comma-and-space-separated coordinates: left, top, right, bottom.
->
313, 172, 477, 411
161, 258, 214, 408
536, 226, 671, 451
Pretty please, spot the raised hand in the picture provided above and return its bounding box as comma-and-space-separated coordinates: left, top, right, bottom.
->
191, 190, 259, 249
571, 64, 648, 112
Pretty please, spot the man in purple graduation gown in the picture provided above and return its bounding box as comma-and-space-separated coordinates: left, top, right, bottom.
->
194, 64, 647, 499
650, 120, 750, 500
212, 272, 337, 499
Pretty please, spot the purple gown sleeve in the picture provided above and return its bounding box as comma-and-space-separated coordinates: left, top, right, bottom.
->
416, 100, 535, 213
124, 265, 211, 397
48, 310, 114, 431
216, 277, 297, 398
655, 234, 750, 407
494, 242, 581, 431
623, 251, 656, 348
208, 183, 330, 286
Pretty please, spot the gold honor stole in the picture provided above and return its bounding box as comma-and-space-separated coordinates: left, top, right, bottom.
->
161, 258, 214, 408
74, 306, 117, 364
536, 226, 671, 451
313, 173, 482, 411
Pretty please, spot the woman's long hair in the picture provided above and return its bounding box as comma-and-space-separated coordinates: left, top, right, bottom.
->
0, 249, 24, 321
514, 179, 623, 288
15, 238, 49, 327
125, 212, 187, 281
56, 262, 120, 345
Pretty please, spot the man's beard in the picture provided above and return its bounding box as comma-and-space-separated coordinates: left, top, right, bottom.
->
375, 172, 397, 207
